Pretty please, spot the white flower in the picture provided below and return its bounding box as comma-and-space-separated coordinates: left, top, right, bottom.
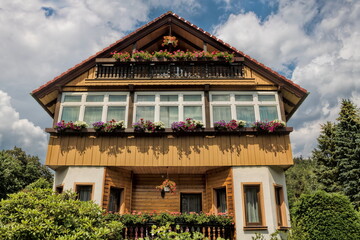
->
237, 120, 247, 127
154, 121, 165, 129
272, 119, 286, 127
74, 121, 88, 128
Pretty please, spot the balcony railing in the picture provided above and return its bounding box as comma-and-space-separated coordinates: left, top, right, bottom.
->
122, 223, 235, 240
95, 58, 244, 79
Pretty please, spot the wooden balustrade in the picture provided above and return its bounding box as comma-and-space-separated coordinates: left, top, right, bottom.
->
95, 60, 244, 79
122, 224, 234, 239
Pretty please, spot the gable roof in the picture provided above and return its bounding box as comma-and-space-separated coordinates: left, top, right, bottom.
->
32, 11, 308, 119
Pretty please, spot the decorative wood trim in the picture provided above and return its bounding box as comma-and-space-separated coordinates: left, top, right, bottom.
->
277, 90, 286, 121
53, 93, 62, 127
273, 184, 288, 228
127, 85, 135, 127
204, 84, 210, 128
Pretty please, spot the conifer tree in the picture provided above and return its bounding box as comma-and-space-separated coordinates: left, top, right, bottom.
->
335, 99, 360, 209
312, 122, 341, 192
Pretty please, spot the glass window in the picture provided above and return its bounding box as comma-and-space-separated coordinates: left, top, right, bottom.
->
212, 94, 230, 101
259, 106, 278, 121
137, 95, 155, 102
84, 106, 103, 123
236, 106, 255, 124
213, 106, 231, 122
109, 95, 127, 102
76, 185, 92, 201
244, 185, 262, 225
160, 95, 178, 102
184, 106, 202, 121
181, 193, 202, 213
216, 188, 227, 213
275, 186, 286, 227
160, 106, 178, 127
258, 95, 276, 101
107, 106, 126, 121
136, 106, 155, 121
56, 186, 63, 194
86, 95, 104, 102
61, 106, 80, 122
184, 95, 201, 101
108, 187, 122, 213
64, 95, 81, 102
235, 95, 253, 101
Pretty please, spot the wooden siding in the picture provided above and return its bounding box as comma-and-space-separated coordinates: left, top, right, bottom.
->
131, 174, 206, 212
102, 167, 132, 213
46, 135, 293, 168
205, 168, 234, 215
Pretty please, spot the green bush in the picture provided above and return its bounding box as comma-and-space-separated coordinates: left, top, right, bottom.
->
291, 191, 360, 240
24, 177, 52, 190
0, 188, 123, 240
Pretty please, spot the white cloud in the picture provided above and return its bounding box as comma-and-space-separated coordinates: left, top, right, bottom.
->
0, 90, 47, 159
214, 0, 360, 157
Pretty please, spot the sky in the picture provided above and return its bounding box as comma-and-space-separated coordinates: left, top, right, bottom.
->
0, 0, 359, 161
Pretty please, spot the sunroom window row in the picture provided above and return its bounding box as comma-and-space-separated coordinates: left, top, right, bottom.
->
59, 92, 282, 127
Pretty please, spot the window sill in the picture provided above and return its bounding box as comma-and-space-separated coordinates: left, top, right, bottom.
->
243, 226, 268, 231
277, 226, 291, 231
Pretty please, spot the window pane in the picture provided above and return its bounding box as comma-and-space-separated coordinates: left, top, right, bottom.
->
77, 185, 92, 201
61, 106, 80, 122
64, 95, 81, 102
107, 106, 126, 121
108, 187, 122, 213
135, 106, 155, 121
184, 95, 201, 101
86, 95, 104, 102
212, 94, 230, 101
84, 106, 103, 123
213, 106, 231, 122
235, 95, 253, 101
258, 95, 276, 101
109, 95, 127, 102
184, 106, 202, 121
236, 106, 255, 125
137, 95, 155, 102
160, 106, 178, 127
245, 187, 260, 223
275, 187, 283, 226
160, 95, 178, 102
259, 106, 278, 121
216, 188, 227, 213
181, 193, 202, 213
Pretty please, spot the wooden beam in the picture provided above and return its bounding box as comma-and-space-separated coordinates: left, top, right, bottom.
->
173, 33, 203, 51
139, 35, 164, 51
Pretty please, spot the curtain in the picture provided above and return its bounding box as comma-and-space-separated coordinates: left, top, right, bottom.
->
235, 95, 253, 101
86, 95, 104, 102
160, 95, 178, 102
181, 194, 201, 213
246, 187, 260, 223
84, 106, 103, 123
236, 106, 255, 125
77, 185, 92, 201
160, 106, 178, 127
259, 106, 278, 121
109, 95, 127, 102
108, 188, 122, 212
212, 94, 230, 101
184, 95, 201, 101
135, 106, 155, 121
217, 188, 227, 213
107, 106, 126, 121
137, 95, 155, 102
184, 106, 202, 121
212, 106, 231, 122
61, 106, 80, 122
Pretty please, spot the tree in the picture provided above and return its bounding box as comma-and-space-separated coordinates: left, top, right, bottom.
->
291, 191, 360, 240
312, 122, 341, 192
0, 188, 123, 239
285, 157, 318, 208
335, 99, 360, 209
0, 147, 52, 199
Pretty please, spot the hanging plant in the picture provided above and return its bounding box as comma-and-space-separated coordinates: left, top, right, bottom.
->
161, 36, 178, 47
156, 179, 177, 194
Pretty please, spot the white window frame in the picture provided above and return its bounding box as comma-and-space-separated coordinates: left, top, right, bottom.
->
209, 91, 282, 126
58, 92, 129, 126
133, 92, 205, 126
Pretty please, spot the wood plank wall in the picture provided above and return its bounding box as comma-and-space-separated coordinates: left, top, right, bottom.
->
102, 167, 132, 213
46, 135, 293, 167
205, 168, 234, 215
131, 174, 206, 213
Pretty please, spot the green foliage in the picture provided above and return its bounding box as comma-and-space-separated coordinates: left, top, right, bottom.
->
0, 147, 53, 199
291, 191, 360, 240
25, 177, 52, 190
335, 99, 360, 209
285, 157, 318, 208
0, 188, 123, 240
312, 122, 341, 192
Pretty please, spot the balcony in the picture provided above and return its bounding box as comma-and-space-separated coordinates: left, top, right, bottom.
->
95, 58, 244, 80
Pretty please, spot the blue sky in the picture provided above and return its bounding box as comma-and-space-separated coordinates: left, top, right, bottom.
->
0, 0, 359, 161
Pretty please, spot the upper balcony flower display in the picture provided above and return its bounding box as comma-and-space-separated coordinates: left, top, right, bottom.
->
171, 118, 204, 132
54, 121, 88, 132
161, 36, 178, 47
132, 119, 165, 133
214, 120, 246, 131
92, 120, 125, 132
252, 119, 286, 132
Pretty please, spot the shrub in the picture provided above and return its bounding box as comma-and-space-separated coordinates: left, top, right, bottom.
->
291, 191, 360, 240
24, 177, 52, 190
0, 189, 123, 240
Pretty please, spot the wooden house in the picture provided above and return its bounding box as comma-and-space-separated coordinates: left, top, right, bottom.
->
32, 12, 307, 239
